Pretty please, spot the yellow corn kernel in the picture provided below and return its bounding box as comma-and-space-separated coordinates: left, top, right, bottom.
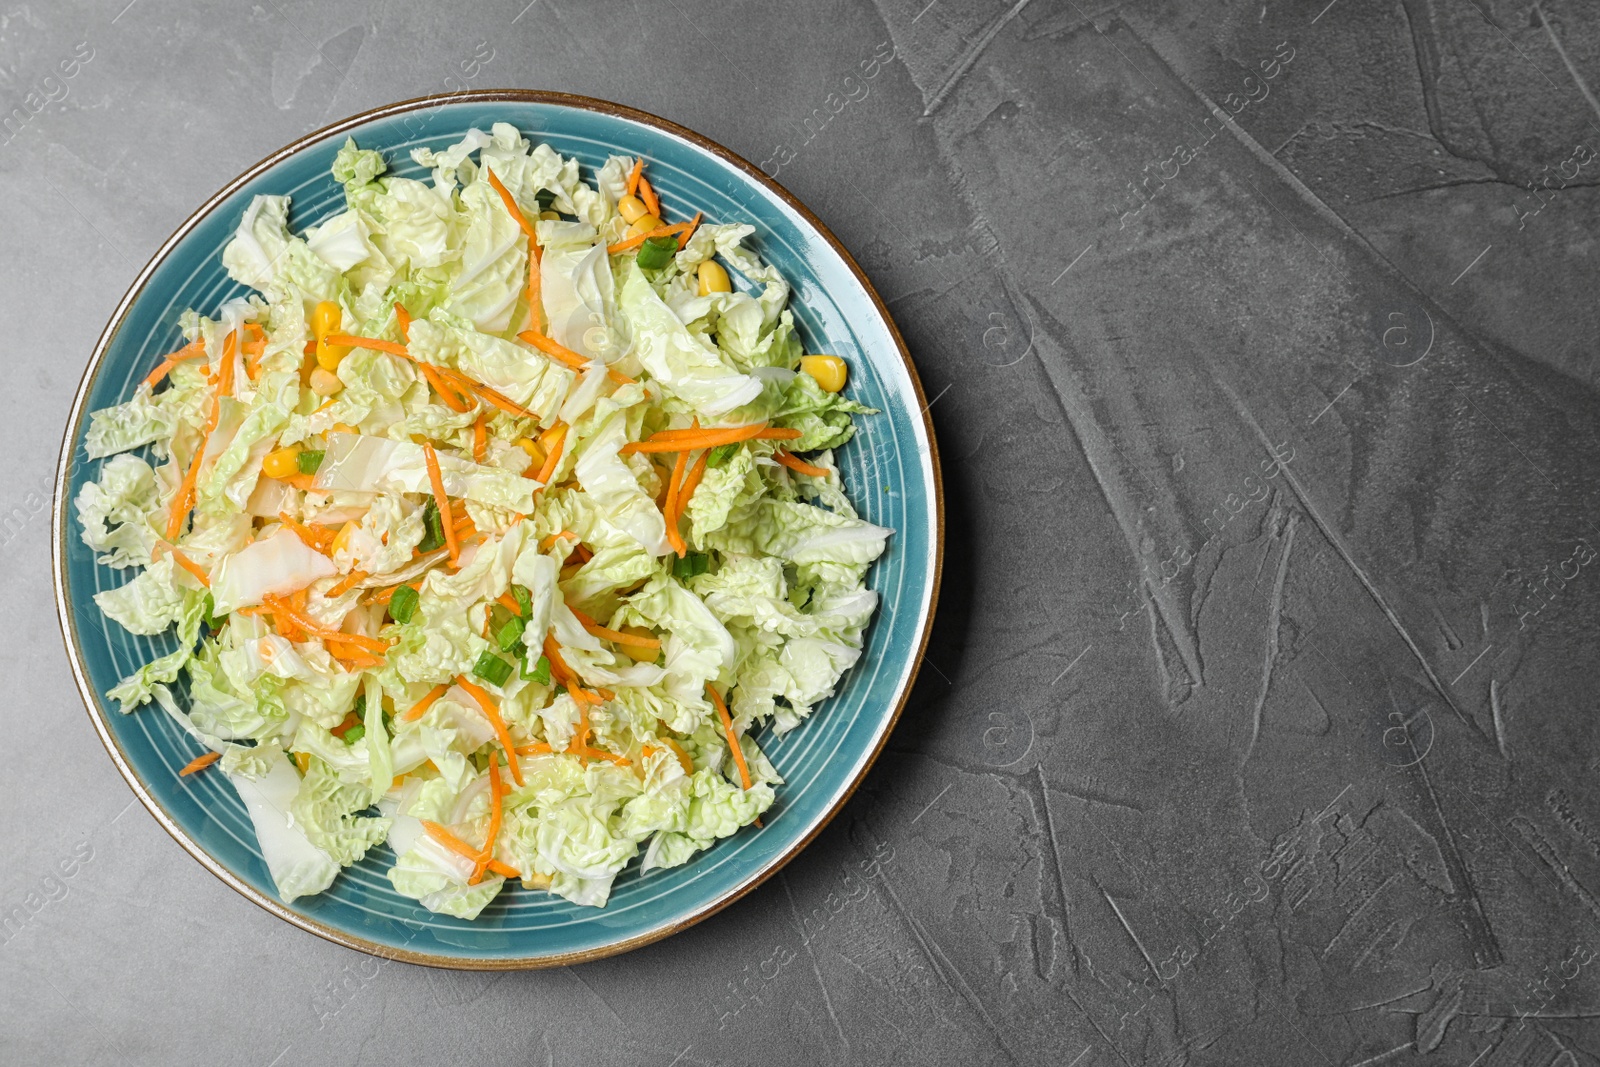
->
310, 301, 342, 341
538, 424, 566, 453
331, 520, 358, 556
618, 626, 660, 663
309, 367, 343, 396
799, 354, 848, 393
514, 436, 547, 470
262, 444, 303, 480
539, 210, 561, 220
616, 195, 649, 224
625, 214, 663, 240
329, 422, 359, 437
316, 334, 352, 372
697, 260, 732, 296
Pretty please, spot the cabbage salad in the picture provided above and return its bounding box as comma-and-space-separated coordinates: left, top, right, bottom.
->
75, 124, 889, 915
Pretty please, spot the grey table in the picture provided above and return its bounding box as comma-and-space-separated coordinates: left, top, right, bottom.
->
8, 1, 1600, 1064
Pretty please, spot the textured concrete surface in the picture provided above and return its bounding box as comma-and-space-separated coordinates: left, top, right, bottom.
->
8, 0, 1600, 1064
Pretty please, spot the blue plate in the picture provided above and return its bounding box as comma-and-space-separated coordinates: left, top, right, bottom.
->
52, 92, 942, 968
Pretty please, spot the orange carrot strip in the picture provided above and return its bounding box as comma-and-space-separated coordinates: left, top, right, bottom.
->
637, 175, 660, 218
524, 234, 543, 336
143, 339, 207, 389
260, 594, 390, 653
457, 377, 537, 420
278, 511, 335, 554
327, 570, 368, 597
166, 330, 237, 539
455, 676, 523, 785
403, 683, 449, 722
157, 543, 210, 588
485, 859, 521, 879
707, 683, 753, 791
624, 157, 644, 196
323, 334, 409, 358
662, 437, 690, 556
676, 211, 703, 250
484, 167, 538, 241
422, 443, 460, 567
663, 737, 695, 776
472, 414, 488, 464
394, 302, 412, 340
622, 423, 772, 454
606, 221, 691, 255
576, 615, 660, 650
674, 449, 711, 534
518, 330, 588, 371
422, 821, 482, 864
470, 759, 507, 883
773, 450, 830, 478
515, 742, 555, 756
496, 593, 523, 617
540, 531, 578, 551
418, 362, 474, 412
535, 424, 567, 483
179, 751, 221, 777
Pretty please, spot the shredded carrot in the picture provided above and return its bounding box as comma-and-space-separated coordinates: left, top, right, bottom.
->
535, 424, 567, 483
418, 362, 475, 412
485, 859, 521, 879
455, 675, 524, 785
773, 450, 830, 478
422, 443, 460, 567
166, 329, 237, 540
470, 758, 507, 883
261, 594, 390, 653
461, 379, 538, 420
496, 592, 524, 617
676, 211, 703, 250
540, 530, 579, 551
322, 334, 409, 358
625, 157, 644, 197
637, 175, 660, 218
403, 683, 449, 723
524, 234, 543, 336
156, 542, 210, 587
662, 433, 690, 556
542, 634, 599, 706
472, 414, 488, 464
143, 338, 207, 389
515, 742, 555, 756
662, 737, 695, 777
327, 570, 368, 597
518, 330, 588, 371
422, 821, 483, 865
673, 449, 711, 539
707, 683, 754, 791
569, 608, 660, 650
282, 473, 317, 491
484, 166, 538, 241
278, 511, 336, 554
394, 302, 412, 340
607, 221, 692, 255
623, 423, 795, 454
179, 751, 221, 777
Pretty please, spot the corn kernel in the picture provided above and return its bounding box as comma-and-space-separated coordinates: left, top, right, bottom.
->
799, 354, 848, 393
310, 301, 342, 341
538, 424, 566, 453
625, 214, 663, 240
331, 521, 358, 556
538, 210, 561, 221
309, 367, 343, 396
316, 334, 351, 372
697, 260, 732, 296
616, 195, 649, 224
514, 436, 547, 470
619, 626, 660, 663
329, 422, 358, 436
262, 445, 303, 480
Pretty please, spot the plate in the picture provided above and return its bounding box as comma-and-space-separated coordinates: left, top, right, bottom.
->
52, 91, 942, 968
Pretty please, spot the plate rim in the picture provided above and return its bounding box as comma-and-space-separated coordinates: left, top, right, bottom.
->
51, 88, 944, 970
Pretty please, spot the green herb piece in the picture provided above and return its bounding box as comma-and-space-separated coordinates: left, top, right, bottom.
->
341, 724, 366, 745
672, 552, 710, 580
635, 234, 678, 271
707, 443, 740, 468
472, 650, 513, 687
417, 499, 445, 552
388, 585, 419, 625
522, 653, 551, 685
296, 449, 325, 475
